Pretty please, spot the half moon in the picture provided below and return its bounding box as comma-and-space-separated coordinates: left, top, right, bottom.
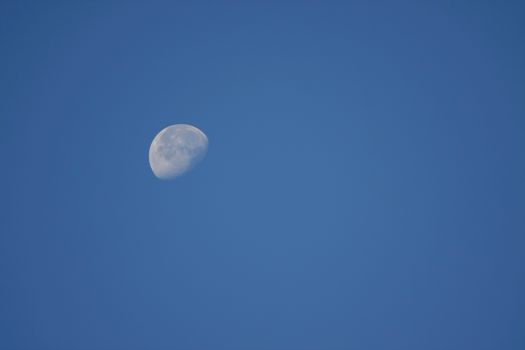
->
149, 124, 208, 180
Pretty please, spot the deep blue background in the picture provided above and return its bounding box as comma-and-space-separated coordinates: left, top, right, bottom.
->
1, 1, 524, 349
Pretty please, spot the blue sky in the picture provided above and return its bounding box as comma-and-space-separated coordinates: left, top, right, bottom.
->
1, 1, 524, 349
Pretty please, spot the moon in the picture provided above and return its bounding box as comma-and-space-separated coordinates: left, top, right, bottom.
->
149, 124, 208, 180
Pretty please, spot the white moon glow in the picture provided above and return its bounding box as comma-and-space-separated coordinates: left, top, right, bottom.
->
149, 124, 208, 180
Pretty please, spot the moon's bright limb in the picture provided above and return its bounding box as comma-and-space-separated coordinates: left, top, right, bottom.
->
149, 124, 208, 180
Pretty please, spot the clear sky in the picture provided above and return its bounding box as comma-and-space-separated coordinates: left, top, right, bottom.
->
1, 1, 524, 349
